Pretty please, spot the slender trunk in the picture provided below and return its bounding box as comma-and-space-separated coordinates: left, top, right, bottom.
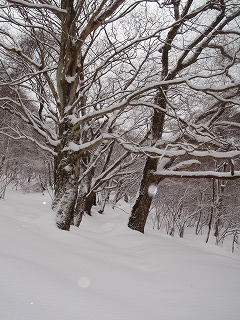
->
98, 188, 111, 214
214, 218, 220, 239
214, 175, 226, 243
206, 179, 215, 243
179, 224, 185, 238
206, 213, 213, 244
195, 192, 203, 235
195, 212, 202, 235
232, 231, 238, 253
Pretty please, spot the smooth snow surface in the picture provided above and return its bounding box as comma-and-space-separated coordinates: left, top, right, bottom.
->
0, 189, 240, 320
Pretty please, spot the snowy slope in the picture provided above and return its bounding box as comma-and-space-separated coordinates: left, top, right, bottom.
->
0, 189, 240, 320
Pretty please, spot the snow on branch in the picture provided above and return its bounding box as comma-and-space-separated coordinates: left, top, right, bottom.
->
203, 91, 240, 106
186, 79, 240, 93
72, 70, 240, 128
141, 147, 240, 160
7, 0, 67, 14
72, 76, 203, 126
63, 134, 113, 153
169, 160, 201, 171
215, 121, 240, 129
154, 170, 240, 180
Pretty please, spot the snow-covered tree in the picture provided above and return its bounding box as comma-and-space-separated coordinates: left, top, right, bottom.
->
0, 0, 168, 229
128, 0, 240, 233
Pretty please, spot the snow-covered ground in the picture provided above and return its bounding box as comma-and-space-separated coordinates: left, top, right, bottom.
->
1, 188, 240, 320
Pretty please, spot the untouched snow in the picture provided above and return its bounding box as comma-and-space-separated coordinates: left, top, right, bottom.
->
0, 189, 240, 320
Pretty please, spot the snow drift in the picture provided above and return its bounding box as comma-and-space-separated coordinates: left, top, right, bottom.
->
0, 189, 240, 320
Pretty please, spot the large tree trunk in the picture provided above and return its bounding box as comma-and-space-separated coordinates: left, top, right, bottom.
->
128, 89, 169, 233
52, 1, 81, 230
53, 141, 80, 230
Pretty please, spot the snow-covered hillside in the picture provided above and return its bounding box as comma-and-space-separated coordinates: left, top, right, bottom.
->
1, 189, 240, 320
